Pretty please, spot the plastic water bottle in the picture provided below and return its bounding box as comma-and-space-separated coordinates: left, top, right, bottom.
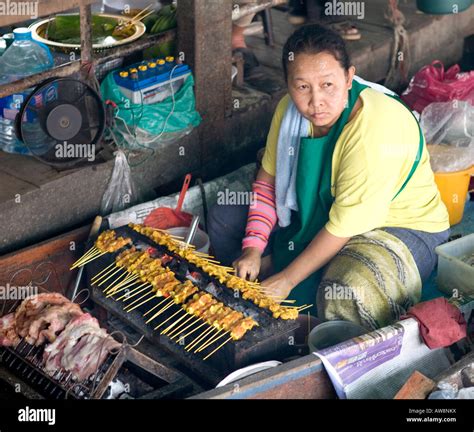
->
0, 28, 53, 154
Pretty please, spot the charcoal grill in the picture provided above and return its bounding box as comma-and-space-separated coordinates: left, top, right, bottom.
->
0, 338, 120, 399
0, 337, 193, 399
87, 225, 300, 386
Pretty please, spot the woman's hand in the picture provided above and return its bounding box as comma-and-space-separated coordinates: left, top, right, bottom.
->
232, 247, 262, 281
260, 271, 296, 303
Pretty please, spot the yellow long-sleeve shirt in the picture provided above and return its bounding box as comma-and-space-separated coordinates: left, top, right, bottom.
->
262, 90, 450, 237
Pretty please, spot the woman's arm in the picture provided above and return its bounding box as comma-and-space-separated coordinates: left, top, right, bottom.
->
284, 227, 350, 286
256, 167, 275, 185
233, 167, 276, 280
261, 227, 350, 300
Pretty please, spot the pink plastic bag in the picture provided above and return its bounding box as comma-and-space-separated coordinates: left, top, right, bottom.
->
401, 60, 474, 113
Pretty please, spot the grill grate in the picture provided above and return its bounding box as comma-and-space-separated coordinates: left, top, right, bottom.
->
0, 338, 118, 399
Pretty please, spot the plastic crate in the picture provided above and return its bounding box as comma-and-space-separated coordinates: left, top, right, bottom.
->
435, 233, 474, 297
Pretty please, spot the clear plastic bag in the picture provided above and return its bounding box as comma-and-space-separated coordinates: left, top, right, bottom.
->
109, 119, 195, 151
421, 101, 474, 172
100, 149, 139, 215
428, 382, 458, 399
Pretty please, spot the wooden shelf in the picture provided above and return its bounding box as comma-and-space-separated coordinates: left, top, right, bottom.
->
0, 0, 98, 27
0, 0, 177, 97
0, 29, 176, 98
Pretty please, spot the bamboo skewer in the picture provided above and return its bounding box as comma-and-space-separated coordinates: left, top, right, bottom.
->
81, 246, 100, 258
132, 9, 155, 24
71, 249, 106, 269
91, 261, 115, 278
123, 286, 153, 304
125, 292, 157, 312
260, 291, 287, 300
193, 328, 220, 353
143, 297, 168, 317
97, 267, 124, 286
197, 330, 230, 353
102, 275, 126, 294
79, 245, 98, 258
73, 249, 104, 266
130, 3, 155, 21
92, 265, 121, 285
105, 273, 138, 294
161, 312, 191, 335
106, 279, 141, 298
120, 285, 151, 303
195, 329, 223, 352
115, 282, 149, 301
297, 304, 313, 313
200, 258, 221, 264
104, 273, 136, 295
144, 298, 175, 324
154, 309, 185, 331
123, 288, 154, 307
72, 247, 98, 266
70, 246, 99, 268
185, 326, 215, 352
203, 336, 233, 360
178, 321, 207, 343
167, 315, 197, 338
116, 4, 155, 31
145, 299, 176, 321
169, 316, 200, 339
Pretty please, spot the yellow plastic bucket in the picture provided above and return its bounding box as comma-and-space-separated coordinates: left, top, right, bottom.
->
434, 165, 474, 226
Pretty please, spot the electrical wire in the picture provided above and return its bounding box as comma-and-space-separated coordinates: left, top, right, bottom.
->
109, 62, 180, 167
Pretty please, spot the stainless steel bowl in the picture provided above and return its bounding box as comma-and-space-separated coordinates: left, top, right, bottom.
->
29, 13, 146, 52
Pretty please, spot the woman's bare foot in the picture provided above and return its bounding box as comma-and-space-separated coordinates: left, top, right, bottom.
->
330, 21, 361, 41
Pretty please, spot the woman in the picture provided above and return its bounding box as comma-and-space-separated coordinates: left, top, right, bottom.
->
208, 25, 450, 330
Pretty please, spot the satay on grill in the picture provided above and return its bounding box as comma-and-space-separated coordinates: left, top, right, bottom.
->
95, 230, 132, 253
177, 292, 258, 341
172, 280, 199, 303
129, 223, 300, 320
71, 230, 133, 269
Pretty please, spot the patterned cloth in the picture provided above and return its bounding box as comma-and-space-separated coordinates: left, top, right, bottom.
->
317, 229, 422, 330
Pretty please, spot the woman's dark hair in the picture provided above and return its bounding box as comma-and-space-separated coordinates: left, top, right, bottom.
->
282, 24, 351, 81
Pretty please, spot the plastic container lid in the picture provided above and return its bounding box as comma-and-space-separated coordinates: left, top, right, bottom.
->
13, 28, 32, 40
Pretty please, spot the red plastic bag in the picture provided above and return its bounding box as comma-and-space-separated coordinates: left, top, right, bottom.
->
401, 60, 474, 113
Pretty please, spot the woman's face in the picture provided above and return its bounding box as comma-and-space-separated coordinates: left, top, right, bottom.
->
287, 51, 355, 131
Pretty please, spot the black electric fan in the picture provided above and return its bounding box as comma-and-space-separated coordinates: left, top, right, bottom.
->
15, 77, 106, 168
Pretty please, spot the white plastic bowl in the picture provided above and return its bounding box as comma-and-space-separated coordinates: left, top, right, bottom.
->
308, 320, 367, 352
